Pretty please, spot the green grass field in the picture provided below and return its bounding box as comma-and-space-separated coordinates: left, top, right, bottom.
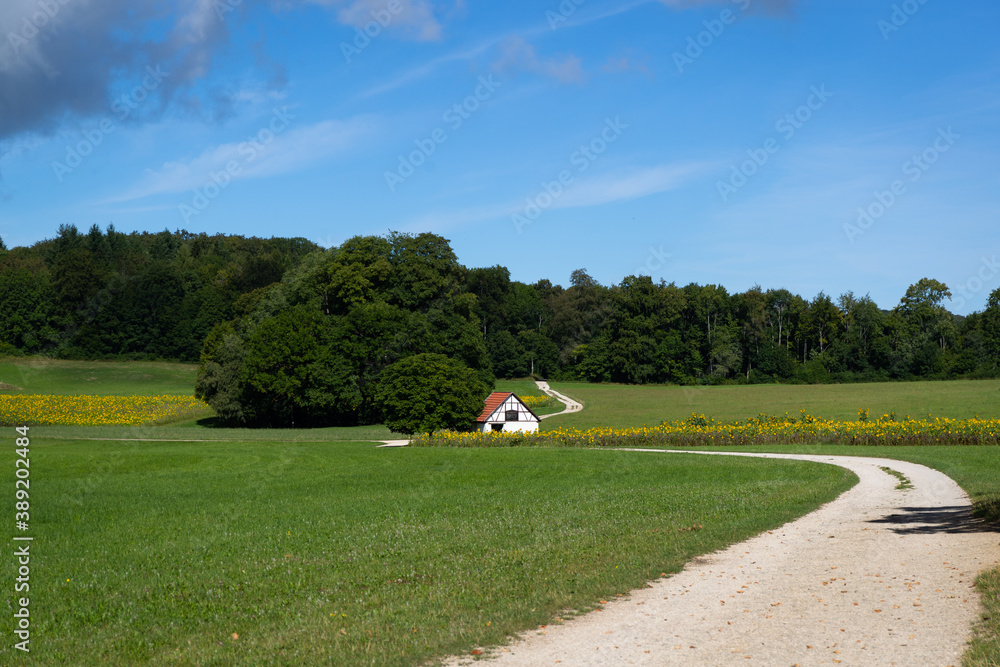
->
1, 439, 854, 665
492, 379, 543, 397
4, 358, 999, 664
545, 379, 1000, 430
0, 358, 199, 396
27, 422, 400, 442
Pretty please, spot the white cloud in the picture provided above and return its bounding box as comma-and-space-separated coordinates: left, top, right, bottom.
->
658, 0, 794, 11
399, 162, 715, 231
107, 114, 374, 202
553, 163, 717, 209
307, 0, 445, 41
492, 36, 584, 84
353, 38, 497, 99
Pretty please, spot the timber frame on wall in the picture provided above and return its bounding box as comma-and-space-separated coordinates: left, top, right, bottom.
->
476, 392, 541, 433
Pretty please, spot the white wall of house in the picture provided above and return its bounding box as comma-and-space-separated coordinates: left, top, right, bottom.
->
478, 394, 539, 433
478, 419, 538, 433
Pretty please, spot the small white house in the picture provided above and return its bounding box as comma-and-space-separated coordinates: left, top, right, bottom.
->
476, 392, 540, 433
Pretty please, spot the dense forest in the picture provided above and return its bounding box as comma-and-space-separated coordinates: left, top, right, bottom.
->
0, 224, 318, 361
2, 226, 999, 419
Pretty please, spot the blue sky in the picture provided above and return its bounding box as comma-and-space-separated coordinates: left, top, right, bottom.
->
1, 0, 998, 313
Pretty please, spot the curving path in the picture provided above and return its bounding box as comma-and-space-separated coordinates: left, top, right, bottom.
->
534, 380, 583, 419
448, 450, 999, 666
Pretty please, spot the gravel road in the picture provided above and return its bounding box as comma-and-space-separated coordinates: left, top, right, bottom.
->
534, 381, 583, 419
447, 450, 999, 666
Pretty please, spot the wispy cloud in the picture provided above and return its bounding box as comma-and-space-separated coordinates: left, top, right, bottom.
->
306, 0, 451, 41
601, 53, 653, 77
557, 0, 656, 29
554, 162, 716, 209
106, 115, 374, 202
399, 161, 715, 231
353, 38, 498, 100
658, 0, 796, 15
350, 6, 604, 102
492, 35, 584, 84
351, 0, 666, 101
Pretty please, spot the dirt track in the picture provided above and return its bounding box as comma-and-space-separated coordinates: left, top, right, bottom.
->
447, 450, 999, 666
534, 380, 583, 419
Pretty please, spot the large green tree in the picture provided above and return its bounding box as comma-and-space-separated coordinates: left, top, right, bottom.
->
375, 353, 491, 435
196, 232, 491, 427
891, 278, 957, 376
980, 288, 1000, 369
237, 306, 361, 427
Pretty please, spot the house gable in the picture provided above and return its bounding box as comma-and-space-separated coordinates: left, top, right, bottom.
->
476, 392, 541, 432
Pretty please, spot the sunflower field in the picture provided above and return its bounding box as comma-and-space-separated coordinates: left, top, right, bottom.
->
412, 410, 1000, 448
518, 395, 554, 409
0, 394, 211, 426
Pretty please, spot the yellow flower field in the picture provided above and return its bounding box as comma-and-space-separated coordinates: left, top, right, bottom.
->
0, 395, 211, 426
412, 411, 1000, 448
518, 395, 553, 408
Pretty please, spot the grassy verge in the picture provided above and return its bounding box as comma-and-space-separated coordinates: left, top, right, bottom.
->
967, 568, 1000, 667
1, 439, 855, 665
545, 379, 1000, 429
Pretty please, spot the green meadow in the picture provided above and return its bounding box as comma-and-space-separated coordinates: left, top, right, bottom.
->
1, 358, 998, 664
2, 439, 854, 665
0, 358, 200, 396
545, 378, 1000, 429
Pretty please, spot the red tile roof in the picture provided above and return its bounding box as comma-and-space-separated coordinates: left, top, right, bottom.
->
476, 392, 512, 422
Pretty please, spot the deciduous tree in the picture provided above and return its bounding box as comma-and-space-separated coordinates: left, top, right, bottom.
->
375, 353, 491, 435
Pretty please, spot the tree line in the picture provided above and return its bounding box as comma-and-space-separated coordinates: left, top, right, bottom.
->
2, 227, 999, 423
475, 267, 999, 385
0, 224, 318, 360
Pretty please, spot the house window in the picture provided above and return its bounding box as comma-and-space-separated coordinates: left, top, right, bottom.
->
491, 423, 503, 431
505, 410, 519, 421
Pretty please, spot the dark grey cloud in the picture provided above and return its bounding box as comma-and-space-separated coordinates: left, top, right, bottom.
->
0, 0, 242, 141
0, 0, 456, 142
